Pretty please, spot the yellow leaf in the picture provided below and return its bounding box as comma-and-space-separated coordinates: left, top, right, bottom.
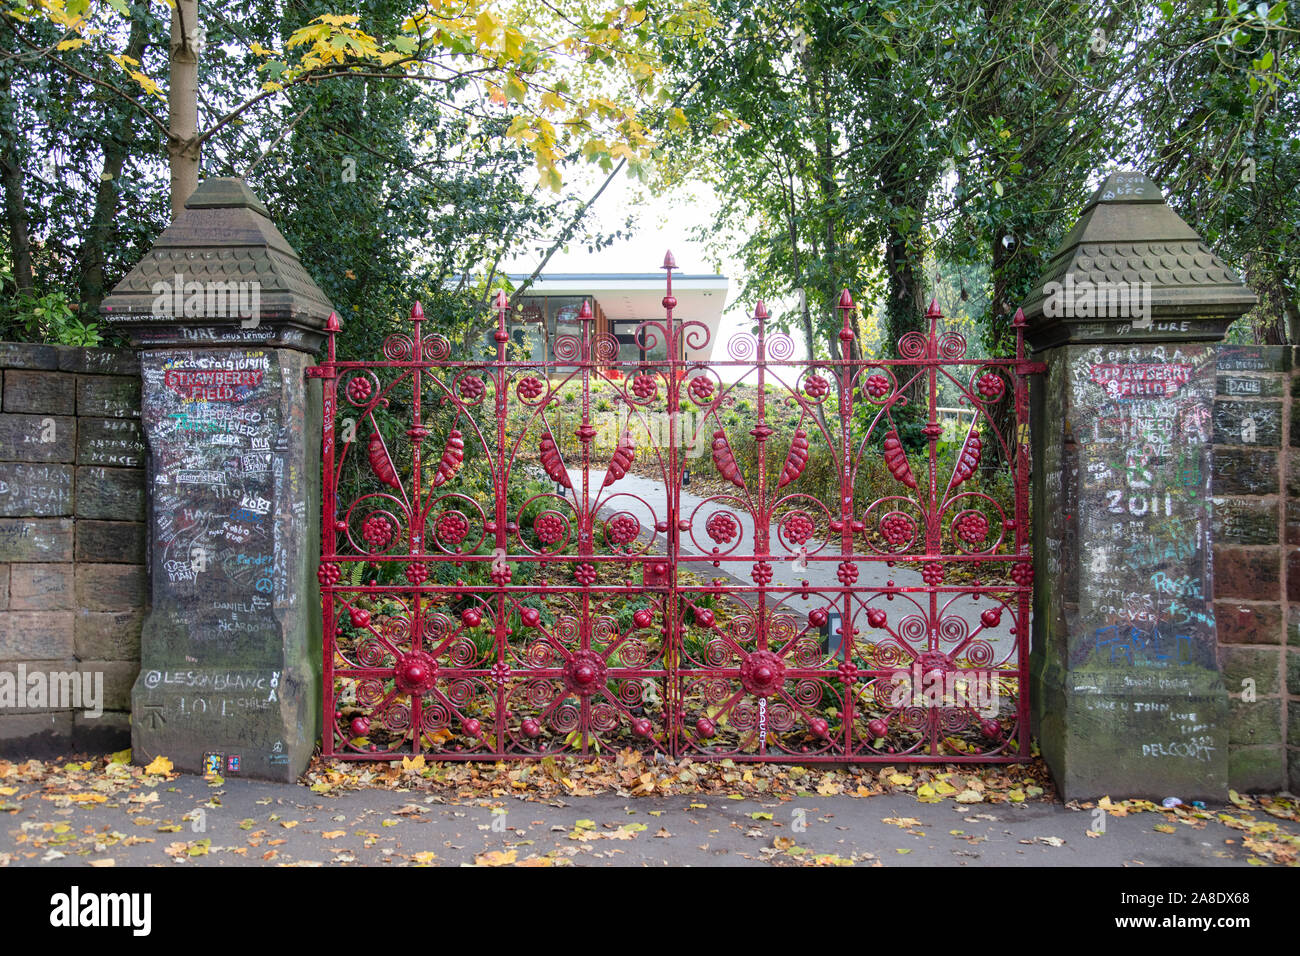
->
401, 755, 426, 773
539, 165, 562, 192
475, 11, 498, 47
503, 26, 523, 58
144, 756, 173, 775
954, 789, 983, 804
504, 74, 528, 103
1153, 824, 1176, 834
109, 749, 131, 764
888, 773, 913, 787
322, 830, 346, 839
411, 851, 437, 864
476, 849, 517, 866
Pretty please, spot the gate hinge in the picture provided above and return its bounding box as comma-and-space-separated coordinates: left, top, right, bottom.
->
306, 366, 335, 379
1016, 361, 1047, 375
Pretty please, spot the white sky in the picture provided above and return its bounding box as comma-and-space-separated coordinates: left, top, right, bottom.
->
500, 169, 806, 368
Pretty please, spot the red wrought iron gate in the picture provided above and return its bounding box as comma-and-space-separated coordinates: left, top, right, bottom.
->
312, 256, 1037, 763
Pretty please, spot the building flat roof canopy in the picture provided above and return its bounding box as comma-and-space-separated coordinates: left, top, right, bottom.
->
508, 273, 729, 325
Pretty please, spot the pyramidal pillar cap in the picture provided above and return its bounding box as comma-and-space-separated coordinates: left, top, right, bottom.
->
99, 177, 335, 353
1019, 170, 1256, 350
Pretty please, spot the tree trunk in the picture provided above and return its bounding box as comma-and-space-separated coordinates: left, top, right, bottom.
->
169, 0, 200, 218
0, 76, 33, 295
80, 4, 150, 312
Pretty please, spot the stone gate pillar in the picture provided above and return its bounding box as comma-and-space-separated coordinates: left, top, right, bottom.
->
100, 179, 332, 781
1021, 171, 1256, 800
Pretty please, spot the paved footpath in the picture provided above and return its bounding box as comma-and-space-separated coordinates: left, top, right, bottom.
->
3, 770, 1296, 867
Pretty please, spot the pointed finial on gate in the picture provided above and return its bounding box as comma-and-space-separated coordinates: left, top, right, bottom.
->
1011, 307, 1027, 328
325, 311, 341, 332
494, 289, 510, 343
410, 301, 424, 321
838, 289, 855, 343
578, 300, 593, 321
925, 298, 942, 319
753, 300, 769, 323
662, 250, 677, 271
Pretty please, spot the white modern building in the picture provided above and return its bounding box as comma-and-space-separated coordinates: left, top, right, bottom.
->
506, 272, 730, 370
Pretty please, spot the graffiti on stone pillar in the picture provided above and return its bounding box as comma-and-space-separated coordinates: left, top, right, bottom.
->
1070, 345, 1216, 671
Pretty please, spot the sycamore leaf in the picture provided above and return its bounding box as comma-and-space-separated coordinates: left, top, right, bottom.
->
504, 74, 528, 103
144, 756, 173, 775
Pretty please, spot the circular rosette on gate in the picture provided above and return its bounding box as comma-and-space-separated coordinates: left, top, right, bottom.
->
688, 498, 747, 559
601, 510, 642, 553
626, 371, 659, 405
686, 368, 721, 409
424, 494, 487, 555
595, 492, 658, 556
971, 366, 1007, 403
342, 497, 405, 556
517, 493, 577, 555
773, 494, 832, 557
859, 497, 924, 555
860, 367, 898, 403
452, 370, 489, 407
796, 367, 834, 405
514, 373, 548, 405
341, 371, 382, 410
945, 493, 1008, 554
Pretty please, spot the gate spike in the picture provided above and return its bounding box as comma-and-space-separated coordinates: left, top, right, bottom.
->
579, 300, 593, 320
1011, 307, 1027, 327
325, 311, 341, 332
753, 300, 769, 322
662, 250, 677, 270
838, 289, 854, 310
925, 298, 942, 319
410, 301, 424, 321
494, 289, 510, 343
